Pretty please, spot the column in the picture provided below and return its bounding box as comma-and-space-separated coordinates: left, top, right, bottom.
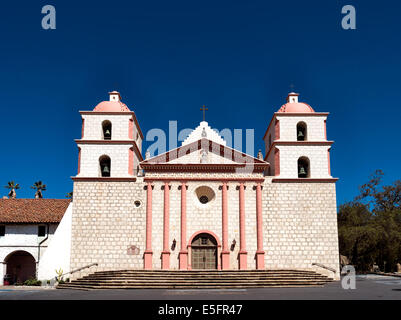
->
255, 182, 265, 269
179, 182, 188, 269
221, 182, 230, 269
161, 182, 170, 269
144, 182, 153, 269
238, 182, 247, 269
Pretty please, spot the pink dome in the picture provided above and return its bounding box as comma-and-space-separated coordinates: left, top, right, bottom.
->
277, 102, 314, 113
93, 101, 131, 112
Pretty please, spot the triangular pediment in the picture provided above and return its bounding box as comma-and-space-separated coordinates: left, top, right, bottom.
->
182, 121, 227, 146
140, 138, 269, 173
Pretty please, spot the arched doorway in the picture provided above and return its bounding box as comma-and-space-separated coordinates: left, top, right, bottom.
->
191, 233, 218, 270
5, 251, 36, 285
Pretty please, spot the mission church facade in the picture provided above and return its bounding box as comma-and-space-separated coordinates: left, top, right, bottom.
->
68, 91, 340, 280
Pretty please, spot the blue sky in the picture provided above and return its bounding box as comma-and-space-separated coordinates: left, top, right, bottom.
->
0, 0, 400, 205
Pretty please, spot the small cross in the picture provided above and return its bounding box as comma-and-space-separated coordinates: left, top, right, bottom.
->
200, 105, 208, 122
289, 83, 295, 92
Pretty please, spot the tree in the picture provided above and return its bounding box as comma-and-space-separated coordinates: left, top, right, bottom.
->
338, 170, 401, 272
66, 192, 73, 199
31, 181, 47, 199
4, 181, 20, 199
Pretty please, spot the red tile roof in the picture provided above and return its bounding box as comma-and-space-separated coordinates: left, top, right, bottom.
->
0, 199, 70, 223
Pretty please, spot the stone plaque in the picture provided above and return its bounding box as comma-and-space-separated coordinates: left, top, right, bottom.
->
127, 245, 140, 255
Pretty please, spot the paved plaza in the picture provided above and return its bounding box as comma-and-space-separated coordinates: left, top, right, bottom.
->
0, 275, 400, 300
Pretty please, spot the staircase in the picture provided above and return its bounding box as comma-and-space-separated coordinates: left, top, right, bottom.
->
56, 270, 334, 290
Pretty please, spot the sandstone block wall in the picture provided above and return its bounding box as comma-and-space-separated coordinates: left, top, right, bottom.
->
263, 180, 340, 279
277, 115, 327, 141
70, 181, 146, 278
277, 145, 331, 178
77, 144, 132, 177
70, 178, 339, 280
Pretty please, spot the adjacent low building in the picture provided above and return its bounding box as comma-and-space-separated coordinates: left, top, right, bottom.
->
0, 199, 71, 285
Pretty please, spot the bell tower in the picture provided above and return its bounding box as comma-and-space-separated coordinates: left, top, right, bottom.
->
263, 92, 333, 179
75, 91, 143, 178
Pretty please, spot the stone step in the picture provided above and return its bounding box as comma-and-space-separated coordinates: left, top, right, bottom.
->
57, 282, 327, 290
87, 274, 325, 279
92, 269, 318, 275
80, 276, 331, 282
57, 269, 333, 290
72, 278, 331, 283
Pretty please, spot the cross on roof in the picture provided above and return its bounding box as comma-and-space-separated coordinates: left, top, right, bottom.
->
200, 105, 208, 122
289, 83, 295, 91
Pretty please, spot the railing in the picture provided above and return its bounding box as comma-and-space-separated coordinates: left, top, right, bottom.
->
312, 263, 336, 273
62, 263, 98, 277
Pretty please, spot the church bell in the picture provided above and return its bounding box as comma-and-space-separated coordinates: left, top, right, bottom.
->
298, 166, 306, 176
297, 130, 304, 138
102, 165, 110, 174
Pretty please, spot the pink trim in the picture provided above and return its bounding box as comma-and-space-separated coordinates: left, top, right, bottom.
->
263, 113, 330, 141
144, 182, 153, 269
144, 177, 265, 182
272, 178, 338, 182
255, 183, 265, 270
324, 120, 327, 140
179, 182, 188, 270
128, 147, 134, 175
275, 119, 280, 140
328, 148, 331, 176
274, 148, 280, 176
238, 183, 247, 270
77, 148, 81, 175
129, 118, 134, 140
274, 112, 330, 116
264, 141, 334, 161
81, 118, 85, 139
187, 230, 222, 270
221, 182, 230, 270
71, 177, 137, 182
161, 182, 170, 269
187, 230, 222, 248
79, 111, 144, 140
262, 116, 275, 141
75, 140, 143, 162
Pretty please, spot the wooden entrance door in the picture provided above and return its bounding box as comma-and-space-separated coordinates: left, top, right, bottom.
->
191, 233, 217, 269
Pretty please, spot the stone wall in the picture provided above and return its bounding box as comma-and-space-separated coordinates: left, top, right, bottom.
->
70, 180, 146, 279
277, 145, 331, 178
77, 144, 132, 177
70, 178, 339, 279
263, 180, 340, 279
82, 114, 139, 141
277, 115, 327, 141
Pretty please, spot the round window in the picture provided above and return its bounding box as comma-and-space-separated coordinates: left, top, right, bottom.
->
195, 186, 215, 205
199, 196, 209, 204
134, 200, 141, 207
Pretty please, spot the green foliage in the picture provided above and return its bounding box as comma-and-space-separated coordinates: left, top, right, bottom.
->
4, 181, 20, 190
31, 181, 47, 198
4, 181, 20, 198
31, 181, 46, 191
338, 170, 401, 272
66, 192, 73, 199
23, 278, 42, 286
55, 268, 64, 282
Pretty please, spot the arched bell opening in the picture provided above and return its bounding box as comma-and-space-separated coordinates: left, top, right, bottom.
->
102, 120, 112, 140
99, 155, 111, 177
296, 121, 307, 141
4, 250, 36, 285
297, 156, 310, 178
